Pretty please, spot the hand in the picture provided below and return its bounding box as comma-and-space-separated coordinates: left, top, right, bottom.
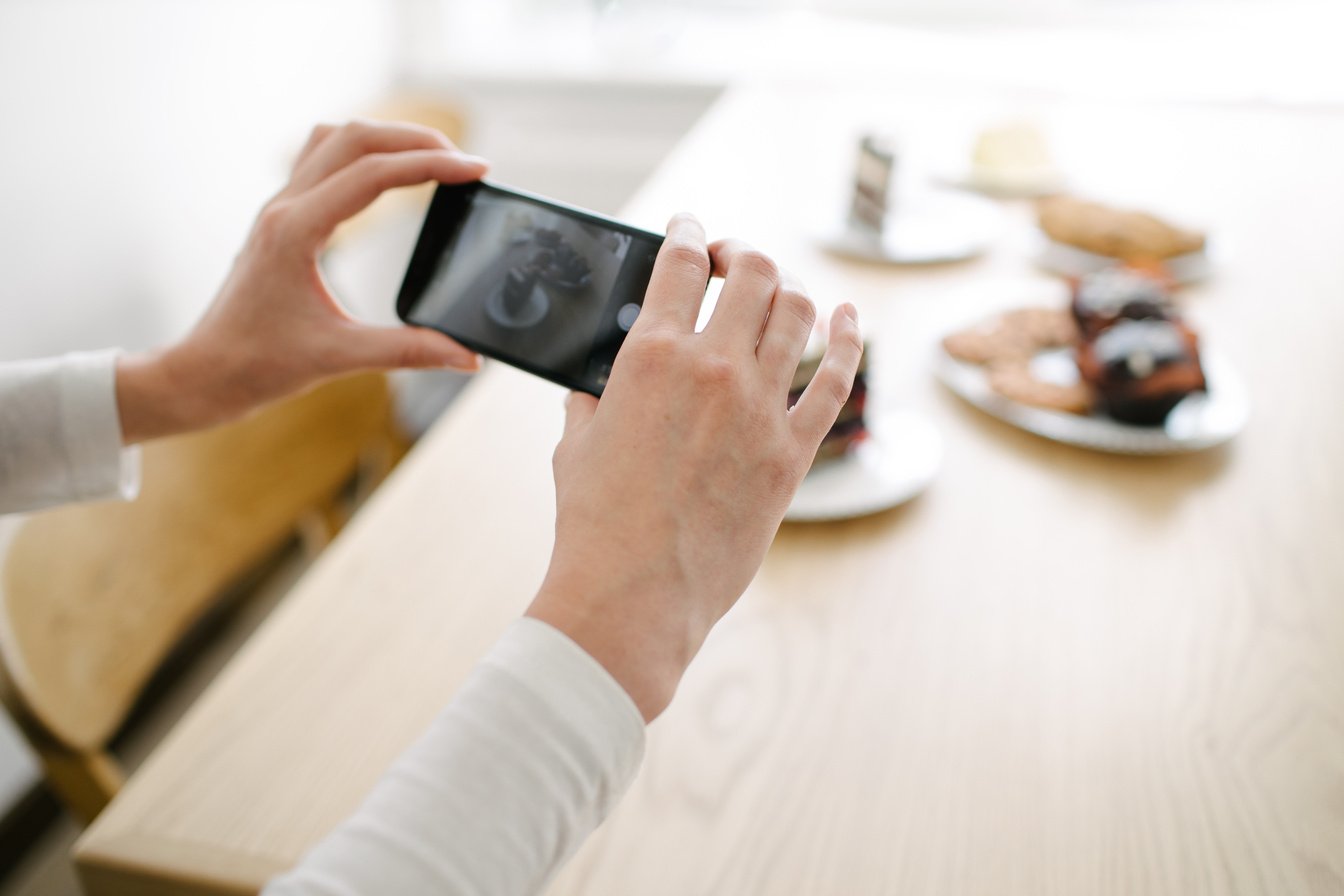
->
526, 214, 864, 722
116, 120, 489, 444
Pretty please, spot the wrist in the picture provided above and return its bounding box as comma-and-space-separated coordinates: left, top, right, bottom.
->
525, 575, 693, 724
115, 344, 235, 444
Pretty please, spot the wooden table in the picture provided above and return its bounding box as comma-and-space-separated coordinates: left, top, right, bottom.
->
76, 82, 1344, 895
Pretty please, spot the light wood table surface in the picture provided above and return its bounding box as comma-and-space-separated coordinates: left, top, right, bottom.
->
76, 82, 1344, 895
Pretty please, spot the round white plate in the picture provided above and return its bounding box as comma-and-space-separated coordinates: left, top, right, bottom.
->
820, 190, 1002, 265
484, 281, 549, 329
785, 407, 943, 522
934, 345, 1248, 455
1035, 232, 1213, 285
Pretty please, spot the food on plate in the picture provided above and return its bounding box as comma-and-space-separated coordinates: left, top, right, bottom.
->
1070, 267, 1175, 340
1075, 319, 1207, 425
970, 121, 1057, 189
943, 269, 1207, 425
941, 307, 1077, 366
1037, 195, 1205, 262
791, 339, 871, 464
987, 362, 1093, 415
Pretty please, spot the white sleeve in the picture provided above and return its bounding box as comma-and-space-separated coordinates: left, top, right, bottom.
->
0, 350, 141, 515
263, 617, 647, 896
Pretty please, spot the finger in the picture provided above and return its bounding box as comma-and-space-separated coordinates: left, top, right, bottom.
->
790, 304, 863, 448
704, 239, 780, 351
636, 213, 711, 333
289, 149, 488, 249
332, 322, 482, 372
563, 391, 598, 436
287, 119, 464, 194
292, 122, 337, 170
756, 270, 817, 387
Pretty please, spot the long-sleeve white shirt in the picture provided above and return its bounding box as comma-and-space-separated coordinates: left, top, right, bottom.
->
0, 351, 646, 895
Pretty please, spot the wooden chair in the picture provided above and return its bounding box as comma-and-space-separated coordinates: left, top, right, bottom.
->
0, 372, 407, 824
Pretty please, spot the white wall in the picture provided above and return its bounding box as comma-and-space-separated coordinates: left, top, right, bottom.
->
0, 0, 398, 814
0, 0, 398, 361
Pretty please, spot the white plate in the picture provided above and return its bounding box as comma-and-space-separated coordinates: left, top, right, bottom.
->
935, 345, 1248, 455
935, 166, 1066, 199
819, 190, 1002, 265
785, 408, 943, 522
1035, 232, 1213, 285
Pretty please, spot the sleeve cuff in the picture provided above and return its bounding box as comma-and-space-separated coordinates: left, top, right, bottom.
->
59, 349, 141, 503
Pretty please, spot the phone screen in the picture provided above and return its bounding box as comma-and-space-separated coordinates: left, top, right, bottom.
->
397, 181, 664, 395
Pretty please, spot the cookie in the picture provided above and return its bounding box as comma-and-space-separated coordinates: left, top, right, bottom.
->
1037, 195, 1205, 261
942, 308, 1076, 366
987, 362, 1094, 416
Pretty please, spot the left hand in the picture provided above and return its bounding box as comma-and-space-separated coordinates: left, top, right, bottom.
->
116, 119, 489, 443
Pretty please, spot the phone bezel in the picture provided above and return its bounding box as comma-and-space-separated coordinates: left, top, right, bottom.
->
395, 179, 665, 397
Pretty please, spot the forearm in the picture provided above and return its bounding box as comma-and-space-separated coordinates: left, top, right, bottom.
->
263, 618, 645, 896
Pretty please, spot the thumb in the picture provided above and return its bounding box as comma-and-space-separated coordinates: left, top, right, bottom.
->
563, 391, 598, 435
340, 324, 481, 372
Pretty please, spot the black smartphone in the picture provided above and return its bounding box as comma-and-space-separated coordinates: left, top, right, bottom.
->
396, 179, 667, 396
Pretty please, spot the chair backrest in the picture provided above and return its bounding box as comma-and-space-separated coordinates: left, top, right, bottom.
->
0, 372, 402, 754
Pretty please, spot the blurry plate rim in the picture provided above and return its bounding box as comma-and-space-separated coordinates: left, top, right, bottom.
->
934, 345, 1248, 455
785, 407, 942, 522
934, 166, 1066, 199
1034, 230, 1215, 285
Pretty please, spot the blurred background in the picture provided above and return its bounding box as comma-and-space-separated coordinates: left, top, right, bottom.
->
1, 0, 1340, 890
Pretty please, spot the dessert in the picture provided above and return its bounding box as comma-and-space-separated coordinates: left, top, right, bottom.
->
969, 121, 1059, 193
943, 275, 1207, 425
1070, 267, 1175, 340
987, 362, 1093, 416
791, 341, 871, 464
1037, 195, 1205, 262
1075, 318, 1206, 425
941, 307, 1077, 366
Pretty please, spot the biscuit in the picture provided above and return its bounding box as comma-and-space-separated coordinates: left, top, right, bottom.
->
987, 362, 1094, 415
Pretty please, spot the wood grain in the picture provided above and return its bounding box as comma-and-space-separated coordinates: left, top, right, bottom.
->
78, 83, 1344, 895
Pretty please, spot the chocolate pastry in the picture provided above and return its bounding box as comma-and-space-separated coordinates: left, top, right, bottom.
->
1071, 267, 1174, 340
1076, 319, 1206, 425
791, 343, 871, 464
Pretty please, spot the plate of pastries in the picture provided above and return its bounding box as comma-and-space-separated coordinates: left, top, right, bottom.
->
1036, 195, 1211, 284
936, 267, 1248, 454
786, 340, 943, 521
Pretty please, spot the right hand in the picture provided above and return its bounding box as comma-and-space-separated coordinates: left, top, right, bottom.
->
525, 213, 863, 722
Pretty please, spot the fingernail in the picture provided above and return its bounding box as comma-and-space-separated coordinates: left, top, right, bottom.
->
447, 352, 481, 371
454, 151, 490, 166
841, 303, 858, 322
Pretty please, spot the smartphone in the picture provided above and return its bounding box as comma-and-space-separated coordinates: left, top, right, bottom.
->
396, 180, 667, 396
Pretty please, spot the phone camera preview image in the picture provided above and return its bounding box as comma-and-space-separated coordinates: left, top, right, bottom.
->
398, 183, 663, 395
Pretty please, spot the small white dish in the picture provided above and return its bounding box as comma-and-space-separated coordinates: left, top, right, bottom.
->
936, 166, 1066, 199
785, 407, 942, 522
935, 345, 1248, 455
484, 281, 549, 329
819, 190, 1001, 265
1035, 232, 1213, 285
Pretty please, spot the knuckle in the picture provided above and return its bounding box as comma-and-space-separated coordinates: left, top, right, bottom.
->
253, 201, 294, 246
777, 289, 816, 330
662, 239, 711, 278
820, 362, 855, 406
309, 122, 336, 143
737, 249, 779, 284
339, 118, 378, 148
691, 352, 737, 389
630, 327, 680, 362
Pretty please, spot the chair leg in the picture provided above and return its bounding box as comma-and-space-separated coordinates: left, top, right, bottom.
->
38, 746, 124, 825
